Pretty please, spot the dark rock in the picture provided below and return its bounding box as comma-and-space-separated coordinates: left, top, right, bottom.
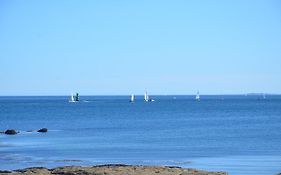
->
165, 166, 182, 169
0, 170, 11, 173
93, 164, 130, 168
37, 128, 48, 133
4, 129, 17, 135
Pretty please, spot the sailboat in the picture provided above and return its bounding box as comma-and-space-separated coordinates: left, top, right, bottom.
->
69, 93, 79, 102
195, 91, 200, 101
144, 91, 155, 102
144, 91, 149, 102
130, 94, 135, 103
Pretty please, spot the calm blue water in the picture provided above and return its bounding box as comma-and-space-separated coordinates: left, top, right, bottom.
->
0, 95, 281, 175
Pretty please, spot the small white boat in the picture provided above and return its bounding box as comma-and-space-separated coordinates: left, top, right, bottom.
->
69, 93, 79, 102
144, 91, 149, 102
195, 91, 200, 101
144, 91, 154, 102
130, 94, 135, 102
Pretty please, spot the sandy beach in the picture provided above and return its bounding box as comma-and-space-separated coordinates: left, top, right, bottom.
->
0, 164, 227, 175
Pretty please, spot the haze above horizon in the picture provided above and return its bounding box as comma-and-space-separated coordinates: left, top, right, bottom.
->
0, 0, 281, 95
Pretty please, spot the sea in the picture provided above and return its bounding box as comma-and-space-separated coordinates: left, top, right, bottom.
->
0, 95, 281, 175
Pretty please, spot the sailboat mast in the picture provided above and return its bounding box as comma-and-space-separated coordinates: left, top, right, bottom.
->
196, 91, 200, 101
144, 92, 147, 101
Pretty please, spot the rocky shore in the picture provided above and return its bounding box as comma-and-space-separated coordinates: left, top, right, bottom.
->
0, 164, 227, 175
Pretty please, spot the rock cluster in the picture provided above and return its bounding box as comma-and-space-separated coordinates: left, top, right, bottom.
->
0, 165, 228, 175
1, 128, 48, 135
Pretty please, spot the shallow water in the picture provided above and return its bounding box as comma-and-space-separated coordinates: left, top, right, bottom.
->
0, 95, 281, 174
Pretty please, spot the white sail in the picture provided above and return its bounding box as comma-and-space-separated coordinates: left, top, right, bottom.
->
144, 91, 148, 102
130, 94, 135, 102
196, 91, 200, 101
69, 93, 75, 102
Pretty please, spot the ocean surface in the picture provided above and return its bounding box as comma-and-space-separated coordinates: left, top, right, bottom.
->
0, 95, 281, 175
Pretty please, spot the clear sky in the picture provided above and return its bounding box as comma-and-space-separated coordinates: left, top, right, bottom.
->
0, 0, 281, 95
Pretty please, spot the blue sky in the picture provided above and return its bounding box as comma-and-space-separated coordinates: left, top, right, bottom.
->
0, 0, 280, 95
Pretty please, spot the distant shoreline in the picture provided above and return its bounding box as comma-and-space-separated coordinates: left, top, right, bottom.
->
0, 164, 228, 175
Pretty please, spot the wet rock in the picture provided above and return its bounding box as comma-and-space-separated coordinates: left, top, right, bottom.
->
0, 170, 12, 174
4, 129, 17, 135
37, 128, 48, 133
